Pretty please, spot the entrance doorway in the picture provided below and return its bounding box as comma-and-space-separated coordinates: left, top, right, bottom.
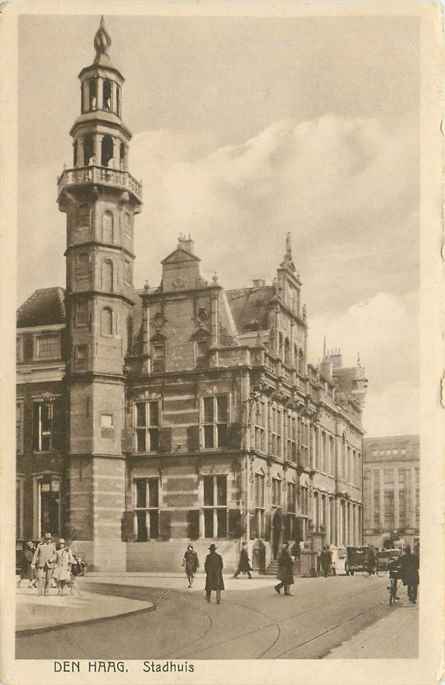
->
35, 477, 61, 538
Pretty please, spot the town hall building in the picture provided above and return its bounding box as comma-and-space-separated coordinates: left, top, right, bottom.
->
16, 19, 368, 572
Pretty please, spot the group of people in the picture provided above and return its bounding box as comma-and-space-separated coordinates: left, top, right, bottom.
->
17, 533, 86, 596
388, 544, 420, 604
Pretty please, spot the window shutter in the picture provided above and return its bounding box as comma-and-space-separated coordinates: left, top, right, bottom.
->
265, 511, 271, 541
228, 509, 241, 538
228, 422, 241, 449
121, 511, 135, 542
53, 399, 65, 450
159, 427, 172, 453
187, 425, 200, 452
32, 403, 40, 451
187, 510, 200, 539
159, 510, 171, 540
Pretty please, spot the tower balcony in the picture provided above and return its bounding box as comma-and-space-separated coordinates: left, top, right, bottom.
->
57, 165, 143, 204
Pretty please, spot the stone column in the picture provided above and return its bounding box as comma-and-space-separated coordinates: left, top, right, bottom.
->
97, 77, 103, 110
112, 137, 120, 170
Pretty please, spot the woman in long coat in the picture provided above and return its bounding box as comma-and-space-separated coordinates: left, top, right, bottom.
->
275, 542, 294, 596
183, 544, 199, 588
53, 539, 75, 595
204, 544, 224, 603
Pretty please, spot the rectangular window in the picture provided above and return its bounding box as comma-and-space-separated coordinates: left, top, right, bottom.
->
287, 482, 296, 513
271, 404, 281, 457
74, 344, 88, 363
272, 478, 281, 506
16, 401, 24, 454
202, 395, 229, 449
254, 473, 265, 537
384, 490, 394, 528
202, 475, 228, 538
135, 400, 161, 453
33, 400, 53, 451
76, 300, 89, 326
253, 400, 265, 453
134, 478, 160, 541
152, 342, 165, 373
37, 334, 60, 360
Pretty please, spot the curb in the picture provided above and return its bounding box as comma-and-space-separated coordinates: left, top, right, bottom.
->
16, 601, 155, 637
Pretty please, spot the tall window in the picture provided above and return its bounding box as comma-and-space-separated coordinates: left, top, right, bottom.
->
102, 259, 114, 291
329, 435, 335, 475
101, 307, 113, 336
103, 79, 112, 111
76, 253, 89, 280
398, 468, 408, 528
254, 472, 265, 537
202, 395, 229, 449
203, 475, 227, 538
135, 400, 160, 453
312, 426, 319, 470
16, 401, 24, 454
89, 78, 97, 110
254, 400, 265, 452
321, 432, 327, 472
151, 339, 165, 373
33, 398, 62, 452
134, 478, 159, 541
271, 405, 281, 457
75, 300, 89, 327
101, 135, 114, 167
300, 418, 309, 466
272, 477, 281, 506
102, 211, 114, 244
37, 334, 60, 360
286, 413, 297, 461
287, 482, 296, 513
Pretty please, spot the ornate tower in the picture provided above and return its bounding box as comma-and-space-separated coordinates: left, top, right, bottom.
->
57, 17, 142, 570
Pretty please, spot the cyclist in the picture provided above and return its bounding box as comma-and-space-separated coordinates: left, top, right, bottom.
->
387, 555, 401, 605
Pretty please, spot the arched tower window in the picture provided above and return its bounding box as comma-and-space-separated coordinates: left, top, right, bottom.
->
101, 134, 114, 167
101, 307, 113, 336
102, 259, 114, 292
84, 135, 94, 166
89, 78, 98, 110
102, 211, 114, 244
103, 79, 112, 111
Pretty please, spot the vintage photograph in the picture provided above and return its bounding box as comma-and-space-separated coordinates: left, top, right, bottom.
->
8, 5, 439, 675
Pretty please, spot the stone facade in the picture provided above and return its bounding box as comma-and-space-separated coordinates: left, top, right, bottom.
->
16, 19, 368, 572
363, 435, 420, 549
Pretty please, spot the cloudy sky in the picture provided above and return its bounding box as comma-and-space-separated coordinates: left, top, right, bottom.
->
18, 14, 419, 436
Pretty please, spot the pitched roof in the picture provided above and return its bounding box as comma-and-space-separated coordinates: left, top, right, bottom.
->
17, 287, 66, 328
161, 247, 200, 265
226, 286, 275, 334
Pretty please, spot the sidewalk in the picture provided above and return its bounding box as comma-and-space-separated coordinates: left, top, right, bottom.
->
326, 601, 418, 658
16, 584, 154, 634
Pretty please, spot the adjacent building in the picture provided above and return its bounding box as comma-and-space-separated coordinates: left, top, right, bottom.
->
363, 435, 420, 549
16, 18, 368, 572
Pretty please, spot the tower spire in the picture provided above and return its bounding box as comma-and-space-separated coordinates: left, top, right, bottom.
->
94, 15, 112, 66
280, 231, 296, 272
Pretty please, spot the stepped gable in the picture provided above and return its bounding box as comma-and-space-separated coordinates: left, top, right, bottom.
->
226, 285, 274, 334
17, 287, 66, 328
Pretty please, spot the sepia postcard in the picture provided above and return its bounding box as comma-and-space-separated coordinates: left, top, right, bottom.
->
0, 1, 443, 684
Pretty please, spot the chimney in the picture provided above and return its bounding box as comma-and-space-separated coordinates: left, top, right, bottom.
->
178, 233, 194, 254
252, 278, 265, 288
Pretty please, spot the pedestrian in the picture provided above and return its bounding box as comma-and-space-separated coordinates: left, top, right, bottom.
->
290, 539, 300, 560
320, 545, 332, 578
182, 544, 199, 588
69, 549, 84, 595
31, 533, 57, 596
17, 541, 35, 588
367, 546, 376, 576
204, 543, 224, 604
399, 544, 419, 604
274, 542, 294, 596
233, 541, 252, 579
53, 538, 75, 595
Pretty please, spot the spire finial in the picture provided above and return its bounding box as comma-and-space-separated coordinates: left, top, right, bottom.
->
280, 231, 296, 272
286, 231, 292, 258
94, 15, 112, 65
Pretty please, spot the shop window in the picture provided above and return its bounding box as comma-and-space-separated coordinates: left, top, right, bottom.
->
202, 395, 229, 449
134, 478, 159, 541
203, 475, 227, 538
135, 400, 160, 453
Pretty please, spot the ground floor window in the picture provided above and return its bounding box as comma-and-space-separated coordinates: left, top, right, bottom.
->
35, 476, 61, 538
203, 475, 227, 538
134, 478, 160, 541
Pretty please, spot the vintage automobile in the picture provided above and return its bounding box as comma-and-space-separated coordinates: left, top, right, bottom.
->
376, 548, 401, 574
344, 545, 370, 575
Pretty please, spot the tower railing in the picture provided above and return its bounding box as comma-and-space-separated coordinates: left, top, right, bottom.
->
57, 165, 143, 202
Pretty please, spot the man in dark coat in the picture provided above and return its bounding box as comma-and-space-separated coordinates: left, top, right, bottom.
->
233, 541, 252, 579
204, 544, 224, 603
319, 545, 332, 578
399, 544, 419, 604
274, 542, 294, 596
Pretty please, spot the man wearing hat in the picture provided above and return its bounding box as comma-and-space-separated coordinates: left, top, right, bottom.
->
204, 543, 224, 604
31, 533, 57, 596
